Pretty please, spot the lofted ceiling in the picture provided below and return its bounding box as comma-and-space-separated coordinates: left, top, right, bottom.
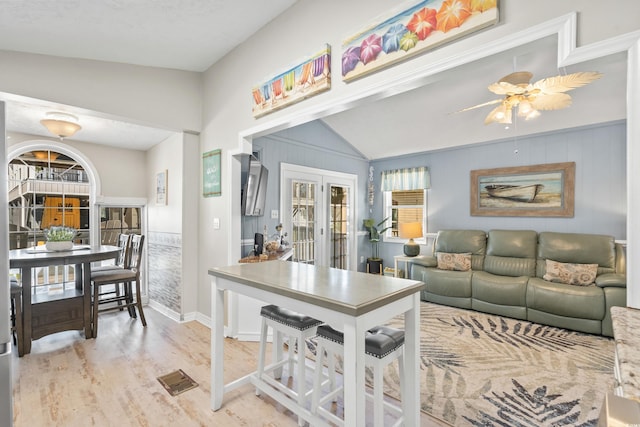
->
0, 2, 628, 156
320, 36, 627, 159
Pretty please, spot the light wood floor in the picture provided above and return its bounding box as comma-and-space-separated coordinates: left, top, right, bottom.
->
12, 307, 449, 426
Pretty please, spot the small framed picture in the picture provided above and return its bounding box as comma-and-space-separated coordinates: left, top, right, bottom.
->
203, 149, 222, 197
156, 170, 168, 205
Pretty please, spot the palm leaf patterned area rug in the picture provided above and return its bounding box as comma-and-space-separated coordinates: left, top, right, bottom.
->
306, 302, 614, 426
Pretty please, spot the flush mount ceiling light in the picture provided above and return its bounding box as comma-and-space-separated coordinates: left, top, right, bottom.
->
32, 150, 59, 161
40, 111, 82, 140
457, 71, 602, 124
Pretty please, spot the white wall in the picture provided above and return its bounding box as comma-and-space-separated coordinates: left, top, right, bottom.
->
0, 51, 202, 133
146, 132, 201, 319
181, 132, 200, 317
8, 131, 147, 198
199, 0, 640, 316
147, 133, 183, 233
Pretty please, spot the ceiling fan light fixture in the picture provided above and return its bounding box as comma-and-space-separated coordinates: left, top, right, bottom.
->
40, 111, 82, 140
517, 100, 533, 116
485, 102, 512, 124
460, 70, 602, 125
525, 109, 541, 121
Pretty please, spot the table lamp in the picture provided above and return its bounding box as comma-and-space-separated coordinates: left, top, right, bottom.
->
399, 222, 423, 257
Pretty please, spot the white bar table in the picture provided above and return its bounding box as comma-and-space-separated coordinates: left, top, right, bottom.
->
209, 261, 425, 427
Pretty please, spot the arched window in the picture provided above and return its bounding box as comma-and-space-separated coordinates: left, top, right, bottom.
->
8, 148, 91, 248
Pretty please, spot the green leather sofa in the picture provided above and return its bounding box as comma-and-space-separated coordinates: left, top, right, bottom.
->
409, 229, 626, 336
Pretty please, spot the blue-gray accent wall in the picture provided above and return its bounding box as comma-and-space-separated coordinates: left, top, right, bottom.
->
245, 121, 370, 267
247, 119, 626, 272
372, 121, 626, 264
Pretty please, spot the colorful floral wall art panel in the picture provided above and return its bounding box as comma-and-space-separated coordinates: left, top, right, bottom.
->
251, 45, 331, 118
342, 0, 498, 82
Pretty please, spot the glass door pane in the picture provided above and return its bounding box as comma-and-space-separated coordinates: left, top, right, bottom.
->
329, 184, 349, 269
291, 181, 316, 264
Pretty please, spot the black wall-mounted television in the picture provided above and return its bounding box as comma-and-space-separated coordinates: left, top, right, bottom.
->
241, 156, 268, 216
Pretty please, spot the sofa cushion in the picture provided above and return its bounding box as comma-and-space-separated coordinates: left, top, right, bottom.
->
472, 271, 528, 306
437, 252, 471, 271
536, 232, 615, 278
527, 277, 605, 320
434, 230, 487, 271
483, 230, 537, 277
422, 268, 473, 298
543, 259, 598, 286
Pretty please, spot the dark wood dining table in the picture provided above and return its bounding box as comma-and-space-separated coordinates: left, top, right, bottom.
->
9, 244, 120, 355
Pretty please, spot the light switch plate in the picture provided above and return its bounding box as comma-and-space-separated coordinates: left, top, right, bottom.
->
213, 218, 220, 229
271, 210, 279, 219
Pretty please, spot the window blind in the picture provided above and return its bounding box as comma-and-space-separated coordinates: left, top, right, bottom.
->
381, 166, 430, 191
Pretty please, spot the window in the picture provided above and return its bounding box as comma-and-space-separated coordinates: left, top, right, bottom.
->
8, 149, 91, 249
99, 206, 142, 244
383, 190, 426, 242
380, 166, 430, 242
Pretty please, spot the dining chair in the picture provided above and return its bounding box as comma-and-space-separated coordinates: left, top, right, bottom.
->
91, 234, 147, 336
9, 276, 24, 357
91, 233, 131, 312
311, 324, 405, 427
92, 233, 131, 273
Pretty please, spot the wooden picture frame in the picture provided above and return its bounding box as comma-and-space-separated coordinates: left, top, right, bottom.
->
203, 149, 221, 197
156, 170, 168, 205
470, 162, 575, 217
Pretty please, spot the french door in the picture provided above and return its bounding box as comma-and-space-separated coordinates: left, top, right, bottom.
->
281, 163, 357, 270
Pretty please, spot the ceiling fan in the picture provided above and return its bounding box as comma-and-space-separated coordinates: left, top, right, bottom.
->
458, 70, 603, 124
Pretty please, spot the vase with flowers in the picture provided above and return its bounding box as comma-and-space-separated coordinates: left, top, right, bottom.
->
45, 226, 76, 251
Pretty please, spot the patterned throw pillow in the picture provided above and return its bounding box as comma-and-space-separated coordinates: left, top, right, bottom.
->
437, 252, 472, 271
543, 259, 598, 286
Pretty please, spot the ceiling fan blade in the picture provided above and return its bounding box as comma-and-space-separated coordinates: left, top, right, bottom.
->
488, 81, 528, 95
530, 93, 572, 110
454, 98, 503, 113
532, 71, 603, 94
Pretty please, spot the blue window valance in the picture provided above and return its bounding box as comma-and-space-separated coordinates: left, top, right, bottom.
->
381, 166, 431, 191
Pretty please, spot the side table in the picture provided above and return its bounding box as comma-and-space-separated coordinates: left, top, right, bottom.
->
393, 254, 429, 278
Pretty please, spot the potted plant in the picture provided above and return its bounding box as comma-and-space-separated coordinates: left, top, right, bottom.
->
363, 217, 391, 274
45, 226, 76, 251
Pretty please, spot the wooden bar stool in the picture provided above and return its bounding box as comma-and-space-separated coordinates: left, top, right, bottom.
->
311, 324, 405, 427
257, 305, 322, 426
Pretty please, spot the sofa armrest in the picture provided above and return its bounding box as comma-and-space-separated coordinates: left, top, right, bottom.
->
412, 256, 438, 268
595, 273, 626, 288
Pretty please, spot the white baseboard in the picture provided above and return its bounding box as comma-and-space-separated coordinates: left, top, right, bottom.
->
148, 300, 197, 323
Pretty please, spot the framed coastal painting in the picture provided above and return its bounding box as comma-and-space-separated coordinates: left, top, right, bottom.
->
203, 149, 221, 197
251, 44, 331, 118
156, 170, 168, 205
341, 0, 499, 82
470, 162, 575, 217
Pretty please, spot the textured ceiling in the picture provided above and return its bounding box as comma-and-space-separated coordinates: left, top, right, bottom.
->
0, 0, 298, 72
0, 0, 298, 150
